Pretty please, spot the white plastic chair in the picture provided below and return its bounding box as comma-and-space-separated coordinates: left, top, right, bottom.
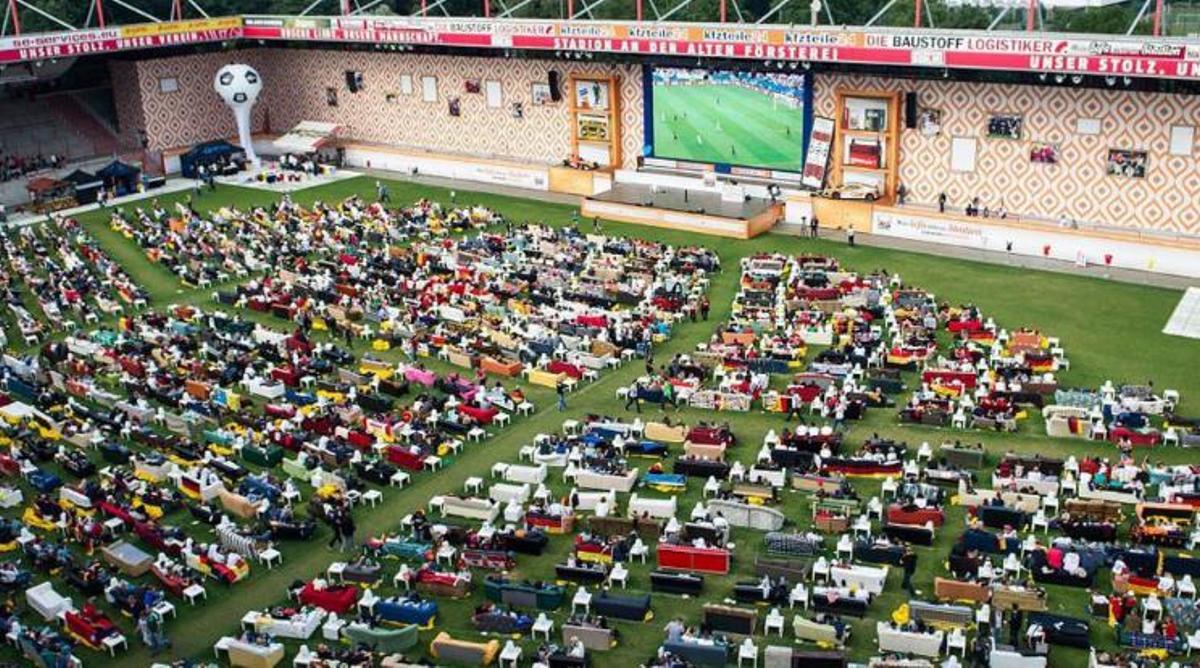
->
764, 608, 785, 636
737, 638, 758, 667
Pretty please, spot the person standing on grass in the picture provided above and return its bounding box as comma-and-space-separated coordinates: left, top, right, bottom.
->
338, 512, 356, 552
784, 395, 805, 423
662, 381, 676, 411
327, 509, 343, 550
625, 381, 642, 413
700, 297, 710, 321
847, 226, 856, 247
901, 546, 918, 595
1008, 604, 1024, 648
556, 379, 567, 412
810, 216, 819, 238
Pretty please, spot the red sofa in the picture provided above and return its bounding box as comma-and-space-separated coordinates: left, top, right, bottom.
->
887, 504, 946, 527
459, 405, 499, 425
299, 582, 359, 613
547, 360, 583, 380
386, 446, 426, 471
658, 543, 730, 575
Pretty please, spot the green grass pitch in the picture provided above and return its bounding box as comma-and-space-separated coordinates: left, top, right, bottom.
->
5, 174, 1198, 667
652, 83, 806, 170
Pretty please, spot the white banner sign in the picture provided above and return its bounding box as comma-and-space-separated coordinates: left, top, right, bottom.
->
801, 116, 834, 190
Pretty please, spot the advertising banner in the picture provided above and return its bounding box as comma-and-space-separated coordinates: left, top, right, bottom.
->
801, 116, 834, 190
5, 15, 1200, 82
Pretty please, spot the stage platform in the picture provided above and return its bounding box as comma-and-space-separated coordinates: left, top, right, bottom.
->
582, 183, 781, 239
216, 168, 361, 193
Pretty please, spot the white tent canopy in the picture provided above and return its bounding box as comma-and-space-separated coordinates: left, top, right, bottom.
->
272, 121, 342, 154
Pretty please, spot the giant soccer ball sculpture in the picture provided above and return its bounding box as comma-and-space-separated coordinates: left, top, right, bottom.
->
213, 64, 263, 169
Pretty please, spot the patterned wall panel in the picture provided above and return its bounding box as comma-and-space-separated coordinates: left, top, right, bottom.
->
813, 74, 1200, 234
129, 51, 268, 152
254, 50, 643, 169
120, 49, 643, 170
108, 59, 145, 149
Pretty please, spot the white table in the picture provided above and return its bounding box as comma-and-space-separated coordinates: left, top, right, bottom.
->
465, 476, 485, 495
322, 616, 346, 641
183, 584, 207, 605
423, 456, 443, 471
500, 643, 522, 667
259, 548, 283, 569
327, 562, 347, 582
102, 633, 128, 656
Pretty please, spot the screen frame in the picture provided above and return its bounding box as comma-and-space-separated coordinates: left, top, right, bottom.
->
642, 64, 813, 177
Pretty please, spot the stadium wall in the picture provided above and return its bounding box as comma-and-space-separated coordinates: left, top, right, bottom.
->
813, 73, 1200, 236
114, 49, 643, 170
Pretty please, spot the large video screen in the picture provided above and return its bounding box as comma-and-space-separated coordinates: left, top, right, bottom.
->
648, 67, 810, 172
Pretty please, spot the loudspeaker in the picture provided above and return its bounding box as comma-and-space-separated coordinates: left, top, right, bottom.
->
548, 70, 562, 102
905, 92, 918, 129
346, 71, 358, 93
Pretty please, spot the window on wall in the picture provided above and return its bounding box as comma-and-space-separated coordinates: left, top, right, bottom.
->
485, 80, 502, 108
159, 77, 179, 93
1170, 126, 1194, 156
422, 76, 437, 103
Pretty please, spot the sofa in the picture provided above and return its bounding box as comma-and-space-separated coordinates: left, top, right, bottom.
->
1042, 405, 1091, 438
908, 601, 972, 626
219, 489, 263, 520
503, 463, 547, 484
792, 615, 842, 645
627, 493, 676, 520
442, 496, 500, 523
26, 582, 73, 621
875, 622, 943, 658
483, 577, 564, 610
661, 639, 729, 666
659, 543, 730, 575
481, 357, 523, 377
934, 577, 990, 603
528, 369, 568, 389
707, 499, 786, 531
576, 469, 638, 493
990, 586, 1047, 612
562, 623, 615, 650
298, 582, 359, 613
586, 515, 663, 540
755, 556, 812, 581
592, 591, 652, 621
939, 444, 985, 469
645, 422, 687, 443
702, 604, 757, 636
429, 632, 500, 665
243, 608, 326, 640
765, 648, 846, 668
224, 638, 285, 668
683, 441, 726, 460
650, 570, 704, 595
343, 622, 419, 652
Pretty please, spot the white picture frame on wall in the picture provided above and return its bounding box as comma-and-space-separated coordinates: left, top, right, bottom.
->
159, 77, 179, 93
400, 75, 413, 96
484, 80, 502, 109
421, 76, 437, 103
1169, 125, 1194, 156
950, 136, 976, 173
1076, 118, 1102, 136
